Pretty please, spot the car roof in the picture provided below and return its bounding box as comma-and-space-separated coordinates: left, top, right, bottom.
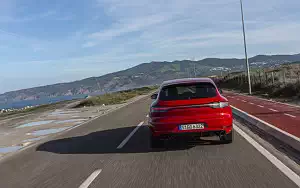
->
161, 78, 216, 87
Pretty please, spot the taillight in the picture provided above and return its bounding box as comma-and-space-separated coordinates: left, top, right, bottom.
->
150, 102, 229, 113
208, 102, 229, 108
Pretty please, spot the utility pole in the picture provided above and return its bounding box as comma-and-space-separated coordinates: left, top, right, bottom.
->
240, 0, 252, 94
187, 68, 190, 78
192, 57, 196, 78
96, 78, 101, 90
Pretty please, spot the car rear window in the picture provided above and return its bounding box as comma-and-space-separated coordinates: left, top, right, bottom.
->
159, 83, 217, 101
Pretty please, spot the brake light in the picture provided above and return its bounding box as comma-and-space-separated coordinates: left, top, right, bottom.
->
208, 102, 229, 108
150, 102, 229, 113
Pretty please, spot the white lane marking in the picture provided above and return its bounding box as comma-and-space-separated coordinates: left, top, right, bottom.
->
117, 121, 144, 149
241, 100, 247, 102
249, 102, 254, 105
257, 105, 264, 108
231, 106, 300, 142
79, 169, 102, 188
269, 108, 278, 112
284, 113, 296, 118
234, 125, 300, 187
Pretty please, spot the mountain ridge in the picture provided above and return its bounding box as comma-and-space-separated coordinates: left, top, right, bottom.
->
1, 53, 300, 103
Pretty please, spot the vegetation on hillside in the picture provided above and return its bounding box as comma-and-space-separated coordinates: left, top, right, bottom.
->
74, 86, 158, 108
219, 61, 300, 99
220, 77, 300, 99
2, 53, 300, 102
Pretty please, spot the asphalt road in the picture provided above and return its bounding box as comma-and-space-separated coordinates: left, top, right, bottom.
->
224, 91, 300, 138
0, 96, 298, 188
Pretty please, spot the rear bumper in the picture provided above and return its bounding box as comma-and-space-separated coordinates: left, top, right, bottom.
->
150, 126, 233, 137
150, 130, 230, 139
149, 116, 233, 136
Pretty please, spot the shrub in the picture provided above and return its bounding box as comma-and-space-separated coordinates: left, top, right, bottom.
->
74, 86, 157, 108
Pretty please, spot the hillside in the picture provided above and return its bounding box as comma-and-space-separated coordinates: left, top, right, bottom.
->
1, 53, 300, 103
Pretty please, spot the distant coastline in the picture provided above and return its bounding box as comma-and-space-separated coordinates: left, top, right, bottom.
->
0, 94, 88, 110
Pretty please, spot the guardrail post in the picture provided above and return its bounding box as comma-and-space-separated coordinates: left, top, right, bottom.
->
283, 69, 286, 85
259, 71, 262, 84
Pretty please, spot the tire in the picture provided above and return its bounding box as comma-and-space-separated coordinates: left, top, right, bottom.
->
151, 135, 164, 148
220, 130, 233, 144
225, 130, 233, 143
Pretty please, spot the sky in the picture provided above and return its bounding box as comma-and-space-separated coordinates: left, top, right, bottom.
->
0, 0, 300, 93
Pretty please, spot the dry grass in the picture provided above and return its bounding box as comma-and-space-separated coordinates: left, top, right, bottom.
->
74, 86, 157, 108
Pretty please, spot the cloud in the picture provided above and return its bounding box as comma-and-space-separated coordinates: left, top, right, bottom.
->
86, 0, 242, 49
0, 10, 56, 23
32, 45, 44, 52
84, 14, 171, 48
82, 42, 98, 48
55, 14, 74, 21
145, 21, 300, 53
0, 28, 48, 53
247, 22, 300, 44
39, 10, 57, 18
87, 0, 234, 47
1, 0, 300, 93
0, 28, 23, 38
0, 3, 73, 23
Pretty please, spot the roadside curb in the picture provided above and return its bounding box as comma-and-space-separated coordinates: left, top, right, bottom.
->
231, 105, 300, 153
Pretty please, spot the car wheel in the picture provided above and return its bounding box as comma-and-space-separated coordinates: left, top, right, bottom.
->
151, 135, 164, 148
220, 130, 233, 144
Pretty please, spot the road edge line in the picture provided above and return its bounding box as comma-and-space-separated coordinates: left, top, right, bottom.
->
233, 124, 300, 187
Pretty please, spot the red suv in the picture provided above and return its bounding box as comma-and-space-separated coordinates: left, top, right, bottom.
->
149, 78, 233, 147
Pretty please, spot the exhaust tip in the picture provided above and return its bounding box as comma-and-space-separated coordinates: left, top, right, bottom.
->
219, 131, 226, 140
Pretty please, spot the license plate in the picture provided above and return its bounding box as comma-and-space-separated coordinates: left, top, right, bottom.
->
179, 123, 205, 130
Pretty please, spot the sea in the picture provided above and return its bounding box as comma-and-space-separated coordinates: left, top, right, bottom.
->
0, 94, 88, 109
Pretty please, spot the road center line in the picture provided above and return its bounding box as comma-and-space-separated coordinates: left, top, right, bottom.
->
269, 108, 278, 112
284, 113, 296, 118
117, 121, 144, 149
233, 125, 300, 186
79, 169, 102, 188
257, 105, 264, 108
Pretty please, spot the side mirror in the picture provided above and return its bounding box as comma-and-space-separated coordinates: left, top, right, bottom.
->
219, 89, 223, 94
151, 93, 158, 99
